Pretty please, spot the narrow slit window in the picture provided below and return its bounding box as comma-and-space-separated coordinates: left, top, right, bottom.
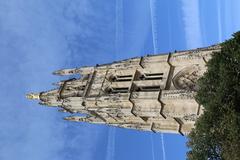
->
111, 87, 129, 93
140, 73, 164, 80
117, 75, 133, 78
115, 79, 132, 82
145, 77, 163, 80
112, 75, 133, 82
139, 86, 160, 92
145, 73, 164, 76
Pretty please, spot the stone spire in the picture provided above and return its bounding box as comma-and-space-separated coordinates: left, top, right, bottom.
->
26, 44, 221, 135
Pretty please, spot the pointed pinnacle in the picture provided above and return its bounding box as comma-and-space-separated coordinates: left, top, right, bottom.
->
26, 93, 40, 100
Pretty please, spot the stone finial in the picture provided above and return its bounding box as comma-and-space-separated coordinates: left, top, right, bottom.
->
38, 101, 61, 107
52, 68, 77, 76
26, 93, 40, 100
53, 67, 94, 76
53, 69, 72, 76
64, 116, 85, 122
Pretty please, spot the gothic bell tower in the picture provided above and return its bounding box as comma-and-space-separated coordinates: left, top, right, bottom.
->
27, 44, 221, 135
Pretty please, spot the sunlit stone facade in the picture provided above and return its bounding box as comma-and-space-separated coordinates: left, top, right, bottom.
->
27, 44, 221, 135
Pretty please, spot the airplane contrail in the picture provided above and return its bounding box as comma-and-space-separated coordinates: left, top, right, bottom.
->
166, 1, 173, 50
216, 0, 223, 42
180, 0, 203, 48
105, 128, 116, 160
149, 1, 167, 159
150, 0, 159, 53
106, 2, 122, 158
161, 133, 166, 160
150, 133, 156, 160
115, 0, 123, 58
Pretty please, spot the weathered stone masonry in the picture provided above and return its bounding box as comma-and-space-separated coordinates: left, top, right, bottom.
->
27, 44, 221, 135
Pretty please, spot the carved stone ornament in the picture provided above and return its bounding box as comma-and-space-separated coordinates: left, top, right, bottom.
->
172, 65, 202, 91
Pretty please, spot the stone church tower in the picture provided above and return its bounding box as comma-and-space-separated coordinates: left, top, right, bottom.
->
27, 45, 221, 135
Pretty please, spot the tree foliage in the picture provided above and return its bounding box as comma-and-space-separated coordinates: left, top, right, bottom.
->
187, 32, 240, 160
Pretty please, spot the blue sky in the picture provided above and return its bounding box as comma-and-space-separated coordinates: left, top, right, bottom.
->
0, 0, 240, 160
